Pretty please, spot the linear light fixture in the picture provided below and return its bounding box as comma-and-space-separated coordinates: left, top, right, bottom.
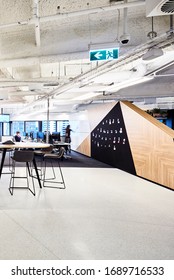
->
104, 76, 154, 94
73, 91, 102, 101
142, 47, 164, 61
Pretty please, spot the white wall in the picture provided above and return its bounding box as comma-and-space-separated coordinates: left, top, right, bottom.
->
68, 111, 91, 150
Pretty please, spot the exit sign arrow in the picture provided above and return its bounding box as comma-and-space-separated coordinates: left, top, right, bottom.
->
90, 48, 119, 61
90, 50, 106, 61
94, 52, 103, 60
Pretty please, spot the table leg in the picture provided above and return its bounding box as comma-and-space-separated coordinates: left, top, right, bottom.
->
0, 149, 7, 178
32, 156, 42, 188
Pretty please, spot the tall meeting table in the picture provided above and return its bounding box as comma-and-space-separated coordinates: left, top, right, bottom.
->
0, 142, 51, 188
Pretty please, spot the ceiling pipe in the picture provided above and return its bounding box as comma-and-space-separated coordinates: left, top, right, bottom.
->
0, 1, 145, 30
0, 51, 89, 68
32, 0, 41, 47
167, 14, 174, 36
120, 0, 130, 44
7, 32, 174, 117
40, 0, 145, 22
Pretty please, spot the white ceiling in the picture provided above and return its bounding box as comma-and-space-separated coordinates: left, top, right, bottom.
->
0, 0, 174, 119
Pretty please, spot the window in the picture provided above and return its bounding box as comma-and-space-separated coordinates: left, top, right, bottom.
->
57, 120, 69, 136
42, 121, 56, 133
25, 121, 39, 139
12, 122, 24, 136
3, 122, 10, 136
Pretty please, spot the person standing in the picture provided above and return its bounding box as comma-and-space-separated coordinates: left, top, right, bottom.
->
65, 125, 73, 154
65, 125, 72, 143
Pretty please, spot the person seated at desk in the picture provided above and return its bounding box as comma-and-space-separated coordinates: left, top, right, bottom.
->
14, 131, 21, 142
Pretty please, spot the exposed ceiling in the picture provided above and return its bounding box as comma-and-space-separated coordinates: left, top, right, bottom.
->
0, 0, 174, 119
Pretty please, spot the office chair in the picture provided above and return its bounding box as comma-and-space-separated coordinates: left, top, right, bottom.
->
34, 144, 53, 160
9, 150, 36, 196
43, 147, 66, 189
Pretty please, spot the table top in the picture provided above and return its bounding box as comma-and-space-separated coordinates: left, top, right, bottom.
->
53, 142, 70, 146
0, 142, 51, 149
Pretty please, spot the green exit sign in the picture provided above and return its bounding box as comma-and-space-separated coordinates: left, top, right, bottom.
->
90, 48, 119, 61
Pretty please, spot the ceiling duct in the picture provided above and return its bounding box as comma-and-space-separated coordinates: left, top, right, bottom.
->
109, 0, 123, 2
146, 0, 174, 17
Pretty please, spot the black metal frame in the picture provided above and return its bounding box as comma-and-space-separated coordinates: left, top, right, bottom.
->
42, 147, 66, 189
0, 149, 14, 174
0, 148, 43, 189
9, 151, 36, 196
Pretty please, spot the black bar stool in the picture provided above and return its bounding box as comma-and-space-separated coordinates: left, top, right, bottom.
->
9, 150, 36, 196
43, 147, 66, 189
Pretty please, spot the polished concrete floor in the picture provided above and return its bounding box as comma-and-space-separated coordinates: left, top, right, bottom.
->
0, 165, 174, 260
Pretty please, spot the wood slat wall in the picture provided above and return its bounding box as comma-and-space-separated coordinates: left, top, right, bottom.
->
121, 101, 174, 190
76, 135, 91, 156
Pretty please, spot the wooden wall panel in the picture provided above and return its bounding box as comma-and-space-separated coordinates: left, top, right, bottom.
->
76, 135, 91, 156
121, 101, 174, 190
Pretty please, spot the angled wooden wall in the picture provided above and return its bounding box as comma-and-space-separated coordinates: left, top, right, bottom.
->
72, 100, 174, 190
121, 101, 174, 190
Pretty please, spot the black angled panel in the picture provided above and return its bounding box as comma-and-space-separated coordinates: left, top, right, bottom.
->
91, 102, 136, 175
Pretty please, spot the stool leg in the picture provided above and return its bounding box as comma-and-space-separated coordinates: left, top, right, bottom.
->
43, 158, 56, 181
27, 163, 36, 196
9, 160, 15, 195
9, 160, 36, 196
43, 158, 66, 189
58, 160, 66, 187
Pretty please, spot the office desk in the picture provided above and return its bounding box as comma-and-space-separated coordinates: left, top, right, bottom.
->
53, 142, 70, 149
0, 142, 50, 188
53, 142, 71, 158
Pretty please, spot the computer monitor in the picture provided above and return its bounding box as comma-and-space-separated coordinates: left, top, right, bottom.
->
51, 132, 61, 142
37, 131, 44, 139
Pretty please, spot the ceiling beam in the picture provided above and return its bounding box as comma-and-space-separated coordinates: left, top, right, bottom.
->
0, 1, 145, 30
0, 51, 89, 67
